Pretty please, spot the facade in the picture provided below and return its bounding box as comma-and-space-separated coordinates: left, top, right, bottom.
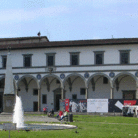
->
0, 36, 138, 112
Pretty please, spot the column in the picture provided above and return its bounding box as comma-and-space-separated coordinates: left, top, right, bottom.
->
85, 88, 88, 99
61, 88, 64, 100
38, 88, 41, 112
136, 88, 138, 99
15, 88, 18, 96
110, 87, 114, 99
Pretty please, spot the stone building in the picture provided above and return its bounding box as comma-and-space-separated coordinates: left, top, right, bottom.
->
0, 36, 138, 112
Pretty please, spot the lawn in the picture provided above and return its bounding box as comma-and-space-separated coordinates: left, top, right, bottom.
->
1, 115, 138, 138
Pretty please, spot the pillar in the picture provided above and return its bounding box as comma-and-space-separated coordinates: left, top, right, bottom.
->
38, 88, 41, 112
61, 88, 64, 100
110, 87, 114, 99
85, 88, 88, 99
136, 88, 138, 99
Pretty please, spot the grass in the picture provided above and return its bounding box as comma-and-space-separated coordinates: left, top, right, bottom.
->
1, 115, 138, 138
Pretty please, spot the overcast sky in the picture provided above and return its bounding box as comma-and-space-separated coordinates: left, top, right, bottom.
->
0, 0, 138, 41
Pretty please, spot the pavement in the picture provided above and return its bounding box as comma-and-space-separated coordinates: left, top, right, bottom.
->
0, 113, 60, 123
0, 111, 123, 123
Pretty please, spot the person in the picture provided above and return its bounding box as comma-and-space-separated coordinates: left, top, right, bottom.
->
48, 109, 54, 117
58, 110, 63, 120
60, 110, 68, 121
43, 107, 47, 114
133, 108, 137, 117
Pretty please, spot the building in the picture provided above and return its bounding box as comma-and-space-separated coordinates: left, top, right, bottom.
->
0, 36, 138, 112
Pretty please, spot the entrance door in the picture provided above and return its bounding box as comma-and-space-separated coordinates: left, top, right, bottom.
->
0, 93, 3, 112
33, 102, 38, 112
55, 94, 61, 111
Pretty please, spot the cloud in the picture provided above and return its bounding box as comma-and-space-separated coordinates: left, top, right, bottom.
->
0, 5, 69, 22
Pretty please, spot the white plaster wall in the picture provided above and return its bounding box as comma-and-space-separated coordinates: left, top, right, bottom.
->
65, 77, 86, 99
0, 44, 138, 74
18, 79, 38, 112
40, 77, 61, 111
113, 76, 136, 99
88, 76, 111, 99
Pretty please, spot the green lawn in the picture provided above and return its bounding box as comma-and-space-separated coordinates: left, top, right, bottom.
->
1, 115, 138, 138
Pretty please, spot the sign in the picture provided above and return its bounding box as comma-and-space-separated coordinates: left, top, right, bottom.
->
65, 99, 69, 112
69, 99, 87, 112
3, 123, 16, 130
87, 99, 108, 113
124, 100, 137, 106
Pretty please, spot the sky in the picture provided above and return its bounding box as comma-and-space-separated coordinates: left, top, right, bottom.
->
0, 0, 138, 41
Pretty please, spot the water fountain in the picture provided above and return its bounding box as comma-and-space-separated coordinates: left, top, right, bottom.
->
13, 95, 24, 128
11, 94, 76, 131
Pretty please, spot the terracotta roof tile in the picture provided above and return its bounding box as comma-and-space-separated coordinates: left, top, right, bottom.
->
0, 38, 138, 50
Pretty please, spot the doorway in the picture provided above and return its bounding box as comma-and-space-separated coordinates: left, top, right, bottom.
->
55, 94, 61, 111
33, 102, 38, 111
0, 92, 3, 113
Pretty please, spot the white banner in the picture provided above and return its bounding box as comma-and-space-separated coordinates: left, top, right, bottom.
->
87, 99, 108, 113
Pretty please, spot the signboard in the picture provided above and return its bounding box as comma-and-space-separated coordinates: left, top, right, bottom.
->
87, 99, 108, 113
124, 100, 137, 106
3, 123, 16, 130
65, 99, 69, 112
69, 99, 87, 112
60, 99, 65, 111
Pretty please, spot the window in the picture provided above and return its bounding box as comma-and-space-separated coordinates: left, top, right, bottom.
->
46, 53, 56, 66
42, 94, 47, 104
2, 56, 7, 68
23, 54, 32, 67
103, 77, 108, 84
94, 51, 104, 65
120, 50, 130, 64
70, 52, 80, 66
33, 89, 38, 95
122, 91, 135, 99
72, 94, 77, 100
80, 88, 85, 95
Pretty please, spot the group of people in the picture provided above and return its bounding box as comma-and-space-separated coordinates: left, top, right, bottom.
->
43, 107, 55, 117
43, 107, 68, 121
56, 110, 68, 121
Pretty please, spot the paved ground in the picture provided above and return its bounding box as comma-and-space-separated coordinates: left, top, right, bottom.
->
0, 114, 60, 123
0, 112, 123, 123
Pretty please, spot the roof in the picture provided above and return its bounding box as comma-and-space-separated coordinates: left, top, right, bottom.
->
0, 36, 49, 42
0, 37, 138, 50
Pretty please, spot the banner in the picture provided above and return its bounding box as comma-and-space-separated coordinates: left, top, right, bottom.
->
124, 100, 137, 106
69, 99, 87, 112
87, 99, 108, 112
65, 99, 69, 112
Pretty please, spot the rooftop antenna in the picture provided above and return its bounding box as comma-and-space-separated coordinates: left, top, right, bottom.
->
112, 35, 114, 39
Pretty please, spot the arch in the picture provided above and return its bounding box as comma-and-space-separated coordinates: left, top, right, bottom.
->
40, 74, 63, 88
63, 73, 87, 88
112, 72, 138, 87
0, 76, 18, 89
17, 74, 39, 89
87, 72, 112, 88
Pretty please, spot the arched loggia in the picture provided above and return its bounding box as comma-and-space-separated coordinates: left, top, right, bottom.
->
40, 74, 63, 111
112, 72, 138, 99
63, 73, 88, 99
16, 74, 40, 112
17, 74, 39, 90
87, 73, 113, 99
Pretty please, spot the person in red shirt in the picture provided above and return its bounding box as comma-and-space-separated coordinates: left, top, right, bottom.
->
43, 107, 47, 114
58, 111, 63, 120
